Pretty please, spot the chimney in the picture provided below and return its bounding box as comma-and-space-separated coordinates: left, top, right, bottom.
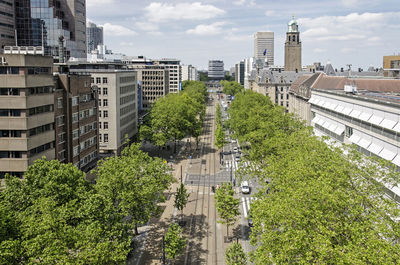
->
58, 36, 64, 63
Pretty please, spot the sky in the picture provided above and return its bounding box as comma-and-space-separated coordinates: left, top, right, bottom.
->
86, 0, 400, 70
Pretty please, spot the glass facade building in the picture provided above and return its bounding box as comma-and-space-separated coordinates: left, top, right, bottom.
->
15, 0, 86, 60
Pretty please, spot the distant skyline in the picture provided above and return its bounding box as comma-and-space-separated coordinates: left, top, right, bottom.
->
87, 0, 400, 70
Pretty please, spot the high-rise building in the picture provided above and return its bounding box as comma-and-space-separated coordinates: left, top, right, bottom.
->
15, 0, 87, 60
181, 65, 198, 81
208, 60, 224, 80
284, 17, 302, 72
0, 0, 15, 51
155, 59, 181, 93
87, 22, 103, 53
0, 53, 56, 178
235, 61, 245, 86
136, 66, 169, 110
254, 32, 274, 66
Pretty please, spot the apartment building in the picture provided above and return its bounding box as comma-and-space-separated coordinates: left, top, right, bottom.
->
54, 68, 98, 172
0, 54, 55, 178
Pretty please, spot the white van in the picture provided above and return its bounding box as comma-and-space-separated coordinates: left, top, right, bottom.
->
241, 181, 250, 194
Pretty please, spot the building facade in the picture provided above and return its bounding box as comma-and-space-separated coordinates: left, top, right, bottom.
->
208, 60, 224, 80
0, 0, 15, 51
54, 70, 98, 172
0, 54, 56, 178
181, 64, 198, 81
383, 55, 400, 78
254, 32, 274, 66
137, 67, 169, 110
15, 0, 87, 60
86, 22, 103, 54
235, 61, 245, 86
155, 59, 181, 93
284, 17, 302, 72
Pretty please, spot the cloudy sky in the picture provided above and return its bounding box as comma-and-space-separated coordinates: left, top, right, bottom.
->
87, 0, 400, 70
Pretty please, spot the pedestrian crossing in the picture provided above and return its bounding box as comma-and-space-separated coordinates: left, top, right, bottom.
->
224, 160, 251, 171
241, 196, 256, 218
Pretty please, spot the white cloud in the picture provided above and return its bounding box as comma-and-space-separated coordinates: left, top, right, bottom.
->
87, 0, 114, 8
299, 12, 400, 42
233, 0, 256, 7
340, 0, 379, 8
144, 2, 225, 22
340, 47, 355, 53
135, 21, 159, 32
186, 22, 227, 36
265, 10, 275, 16
313, 48, 326, 53
102, 23, 137, 37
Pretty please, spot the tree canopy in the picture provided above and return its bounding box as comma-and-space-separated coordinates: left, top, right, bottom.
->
220, 81, 244, 96
228, 90, 400, 264
0, 143, 175, 264
140, 81, 207, 151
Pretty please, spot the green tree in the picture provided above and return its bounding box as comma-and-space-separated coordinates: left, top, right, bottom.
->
165, 223, 187, 263
215, 124, 226, 150
215, 183, 240, 237
174, 183, 190, 222
226, 242, 247, 265
220, 81, 244, 96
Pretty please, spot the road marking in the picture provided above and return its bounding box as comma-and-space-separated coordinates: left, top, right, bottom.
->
241, 197, 248, 218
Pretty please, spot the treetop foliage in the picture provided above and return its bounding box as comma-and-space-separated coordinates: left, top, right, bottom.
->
220, 81, 244, 96
228, 90, 400, 264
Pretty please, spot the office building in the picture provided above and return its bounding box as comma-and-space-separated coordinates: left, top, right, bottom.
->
284, 17, 302, 72
87, 22, 103, 54
136, 67, 169, 109
208, 60, 224, 80
254, 32, 274, 66
0, 53, 56, 178
155, 59, 181, 93
181, 65, 198, 81
235, 61, 245, 86
15, 0, 87, 60
383, 55, 400, 78
0, 0, 15, 51
54, 67, 99, 172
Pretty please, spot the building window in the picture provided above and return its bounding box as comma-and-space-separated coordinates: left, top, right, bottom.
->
72, 112, 79, 123
72, 96, 79, 106
57, 115, 65, 126
98, 87, 101, 95
103, 99, 108, 107
99, 134, 102, 142
103, 110, 108, 118
345, 126, 353, 138
96, 77, 101, 84
103, 77, 108, 84
99, 122, 102, 129
58, 150, 66, 161
91, 77, 94, 83
57, 98, 63, 108
104, 134, 109, 142
58, 133, 66, 144
104, 122, 108, 129
103, 87, 108, 95
98, 99, 101, 106
73, 129, 79, 140
73, 146, 79, 157
99, 111, 101, 117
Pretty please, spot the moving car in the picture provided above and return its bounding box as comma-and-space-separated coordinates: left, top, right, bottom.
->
235, 154, 240, 162
233, 147, 238, 152
248, 215, 254, 227
241, 181, 250, 194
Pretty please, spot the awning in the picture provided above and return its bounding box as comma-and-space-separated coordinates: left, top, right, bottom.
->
334, 124, 345, 135
392, 155, 400, 167
349, 133, 361, 144
380, 148, 397, 161
358, 137, 372, 149
328, 123, 338, 132
392, 122, 400, 133
349, 109, 361, 119
380, 118, 397, 130
358, 112, 372, 122
367, 143, 383, 155
368, 115, 384, 126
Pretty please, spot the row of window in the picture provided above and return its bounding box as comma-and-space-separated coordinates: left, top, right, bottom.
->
91, 77, 108, 84
142, 82, 165, 86
29, 123, 53, 137
120, 76, 136, 83
99, 133, 108, 143
120, 104, 135, 116
98, 87, 108, 95
29, 104, 53, 116
120, 94, 135, 105
120, 84, 135, 95
120, 113, 135, 127
0, 88, 20, 96
0, 151, 22, 159
99, 110, 108, 118
0, 10, 13, 17
0, 109, 21, 117
0, 0, 13, 6
99, 122, 108, 130
0, 130, 22, 138
80, 136, 97, 152
30, 141, 54, 156
79, 122, 97, 136
80, 150, 97, 167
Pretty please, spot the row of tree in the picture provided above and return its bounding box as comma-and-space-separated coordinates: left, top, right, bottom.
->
140, 81, 207, 152
0, 144, 174, 264
220, 81, 244, 96
227, 90, 400, 264
214, 103, 226, 149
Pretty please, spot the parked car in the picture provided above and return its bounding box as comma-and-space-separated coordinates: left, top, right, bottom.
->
235, 154, 240, 162
248, 215, 254, 227
233, 147, 238, 153
241, 181, 250, 194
